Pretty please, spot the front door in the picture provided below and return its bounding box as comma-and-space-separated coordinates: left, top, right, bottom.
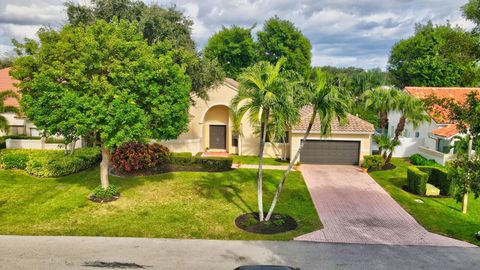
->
209, 125, 227, 149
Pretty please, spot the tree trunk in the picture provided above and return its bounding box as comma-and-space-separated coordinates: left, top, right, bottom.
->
468, 135, 473, 160
385, 151, 394, 164
462, 192, 468, 214
100, 146, 110, 189
257, 110, 269, 222
385, 115, 405, 164
64, 143, 68, 155
70, 139, 76, 155
380, 111, 388, 136
265, 108, 317, 221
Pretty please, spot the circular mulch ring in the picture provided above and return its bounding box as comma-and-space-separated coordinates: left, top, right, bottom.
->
235, 212, 298, 234
88, 193, 120, 203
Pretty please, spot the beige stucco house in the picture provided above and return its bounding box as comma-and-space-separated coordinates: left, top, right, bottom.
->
163, 78, 375, 165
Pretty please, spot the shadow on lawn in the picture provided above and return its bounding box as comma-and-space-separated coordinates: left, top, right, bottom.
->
193, 172, 255, 214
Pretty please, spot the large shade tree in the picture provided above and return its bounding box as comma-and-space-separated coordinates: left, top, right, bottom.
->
231, 58, 297, 221
65, 0, 223, 102
388, 21, 480, 88
257, 17, 312, 78
203, 26, 257, 79
11, 20, 191, 189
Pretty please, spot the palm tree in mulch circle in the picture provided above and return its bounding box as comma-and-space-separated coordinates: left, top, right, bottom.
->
0, 90, 19, 133
231, 57, 300, 222
265, 69, 348, 221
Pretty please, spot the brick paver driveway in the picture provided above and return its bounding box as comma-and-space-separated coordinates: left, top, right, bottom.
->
295, 165, 475, 247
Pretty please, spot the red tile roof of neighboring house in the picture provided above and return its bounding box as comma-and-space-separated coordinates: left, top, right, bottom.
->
0, 68, 20, 108
405, 87, 480, 124
293, 106, 375, 133
431, 124, 459, 138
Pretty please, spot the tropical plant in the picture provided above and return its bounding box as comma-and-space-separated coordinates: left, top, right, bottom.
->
449, 157, 480, 214
265, 69, 347, 221
231, 58, 298, 221
0, 90, 19, 133
386, 93, 430, 163
363, 87, 401, 136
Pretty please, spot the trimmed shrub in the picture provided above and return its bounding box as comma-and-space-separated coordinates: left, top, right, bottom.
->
110, 142, 169, 173
196, 156, 233, 171
0, 148, 101, 177
4, 135, 42, 140
362, 155, 385, 169
407, 165, 453, 196
410, 154, 441, 167
45, 137, 66, 144
92, 185, 119, 199
407, 166, 429, 195
170, 152, 195, 165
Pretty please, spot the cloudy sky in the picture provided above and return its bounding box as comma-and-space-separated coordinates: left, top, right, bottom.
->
0, 0, 474, 69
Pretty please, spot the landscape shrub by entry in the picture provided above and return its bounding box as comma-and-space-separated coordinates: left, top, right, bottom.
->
362, 155, 385, 169
110, 142, 170, 173
170, 152, 233, 171
0, 148, 101, 177
407, 165, 452, 196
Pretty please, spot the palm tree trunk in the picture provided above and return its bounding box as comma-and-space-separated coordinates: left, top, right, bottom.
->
385, 116, 405, 164
100, 146, 110, 189
257, 110, 270, 222
265, 108, 317, 221
380, 111, 388, 136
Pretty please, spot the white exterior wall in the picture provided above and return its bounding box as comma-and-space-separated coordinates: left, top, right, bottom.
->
387, 110, 439, 157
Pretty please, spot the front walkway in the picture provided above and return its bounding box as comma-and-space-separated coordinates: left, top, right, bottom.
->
295, 165, 475, 247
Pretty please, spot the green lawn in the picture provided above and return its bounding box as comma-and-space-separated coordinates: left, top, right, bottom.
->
0, 168, 320, 240
369, 158, 480, 244
232, 155, 290, 166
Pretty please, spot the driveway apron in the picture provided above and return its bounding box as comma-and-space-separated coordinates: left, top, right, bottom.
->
295, 165, 475, 247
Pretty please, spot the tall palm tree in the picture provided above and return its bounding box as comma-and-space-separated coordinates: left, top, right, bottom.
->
265, 69, 347, 221
363, 87, 401, 136
385, 93, 430, 164
231, 58, 297, 222
0, 90, 19, 133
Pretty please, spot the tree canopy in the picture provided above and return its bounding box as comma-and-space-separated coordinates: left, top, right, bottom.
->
388, 22, 480, 88
65, 0, 222, 102
203, 26, 257, 79
257, 17, 312, 78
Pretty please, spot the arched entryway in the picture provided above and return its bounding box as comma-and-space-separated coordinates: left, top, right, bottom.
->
203, 105, 232, 152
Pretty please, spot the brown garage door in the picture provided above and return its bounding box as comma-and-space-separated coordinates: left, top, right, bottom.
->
300, 140, 360, 165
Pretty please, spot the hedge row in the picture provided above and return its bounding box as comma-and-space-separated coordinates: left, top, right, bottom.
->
0, 148, 101, 177
407, 165, 453, 196
170, 152, 233, 171
362, 155, 385, 169
410, 154, 442, 167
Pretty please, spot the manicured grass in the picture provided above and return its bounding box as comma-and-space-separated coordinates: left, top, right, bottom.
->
232, 155, 289, 166
0, 168, 320, 240
369, 158, 480, 244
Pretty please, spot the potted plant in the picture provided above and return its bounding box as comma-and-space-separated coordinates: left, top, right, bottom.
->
360, 162, 369, 173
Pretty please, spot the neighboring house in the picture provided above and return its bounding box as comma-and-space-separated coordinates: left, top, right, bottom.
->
388, 87, 479, 165
0, 68, 39, 137
163, 78, 375, 165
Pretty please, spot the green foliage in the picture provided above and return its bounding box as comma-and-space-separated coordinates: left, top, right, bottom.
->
462, 0, 480, 32
65, 0, 223, 102
0, 148, 101, 177
362, 155, 385, 169
169, 152, 233, 171
45, 137, 66, 144
408, 166, 452, 196
110, 142, 170, 173
410, 154, 442, 167
12, 20, 191, 150
203, 26, 257, 79
92, 184, 119, 199
449, 158, 480, 203
388, 22, 480, 88
4, 135, 41, 140
257, 16, 312, 78
407, 166, 429, 195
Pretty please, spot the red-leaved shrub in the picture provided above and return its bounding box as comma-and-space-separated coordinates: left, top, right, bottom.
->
110, 142, 170, 173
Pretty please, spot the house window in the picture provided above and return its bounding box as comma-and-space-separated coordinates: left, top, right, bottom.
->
436, 139, 451, 154
403, 129, 410, 138
9, 125, 26, 136
266, 132, 289, 143
415, 132, 420, 138
232, 134, 239, 147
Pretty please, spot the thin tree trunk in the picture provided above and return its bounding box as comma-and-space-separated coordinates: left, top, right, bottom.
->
385, 115, 405, 164
378, 111, 388, 154
64, 143, 68, 155
265, 108, 317, 221
462, 193, 468, 214
100, 146, 110, 189
257, 110, 269, 222
70, 139, 76, 155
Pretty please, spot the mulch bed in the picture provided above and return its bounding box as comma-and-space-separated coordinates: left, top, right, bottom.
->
368, 163, 396, 172
235, 212, 297, 234
88, 193, 121, 203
